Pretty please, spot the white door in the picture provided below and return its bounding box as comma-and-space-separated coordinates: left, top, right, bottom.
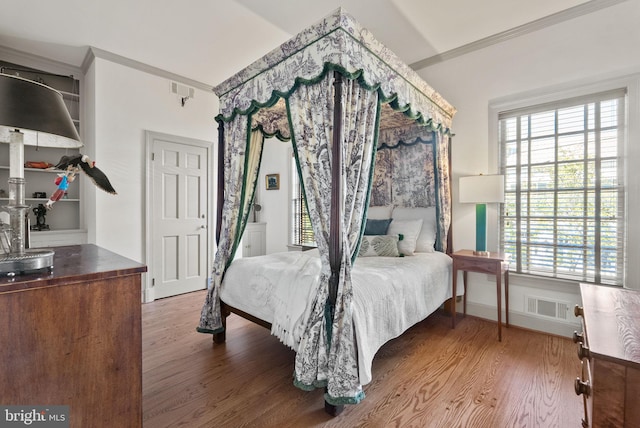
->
242, 222, 266, 257
148, 133, 210, 299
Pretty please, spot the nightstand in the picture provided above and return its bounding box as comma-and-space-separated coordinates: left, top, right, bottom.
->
451, 249, 510, 341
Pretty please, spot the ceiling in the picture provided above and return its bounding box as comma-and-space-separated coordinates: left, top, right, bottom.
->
0, 0, 604, 88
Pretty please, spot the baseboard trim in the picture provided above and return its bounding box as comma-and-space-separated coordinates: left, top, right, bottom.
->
461, 301, 580, 338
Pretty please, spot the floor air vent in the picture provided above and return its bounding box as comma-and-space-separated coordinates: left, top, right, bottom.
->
526, 296, 569, 320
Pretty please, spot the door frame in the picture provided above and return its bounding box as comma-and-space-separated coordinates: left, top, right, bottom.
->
144, 130, 214, 303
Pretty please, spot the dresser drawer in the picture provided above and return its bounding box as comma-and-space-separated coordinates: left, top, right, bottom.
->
576, 284, 640, 428
578, 359, 592, 428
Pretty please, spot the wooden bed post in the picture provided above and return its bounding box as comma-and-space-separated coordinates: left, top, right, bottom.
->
213, 119, 228, 344
446, 134, 453, 255
328, 71, 343, 308
325, 71, 345, 417
216, 119, 225, 245
444, 134, 456, 317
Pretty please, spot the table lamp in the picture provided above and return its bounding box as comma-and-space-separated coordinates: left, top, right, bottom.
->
459, 174, 504, 256
0, 74, 83, 275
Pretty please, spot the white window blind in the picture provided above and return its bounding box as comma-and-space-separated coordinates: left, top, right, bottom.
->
290, 154, 315, 246
499, 89, 626, 285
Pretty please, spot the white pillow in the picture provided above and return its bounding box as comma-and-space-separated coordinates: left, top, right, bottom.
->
358, 235, 400, 257
391, 207, 437, 252
367, 205, 393, 220
387, 219, 423, 256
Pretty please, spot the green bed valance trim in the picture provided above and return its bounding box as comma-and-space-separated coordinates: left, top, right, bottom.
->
214, 8, 455, 127
251, 124, 290, 142
378, 135, 434, 150
214, 63, 453, 135
195, 326, 224, 335
292, 377, 366, 405
325, 390, 366, 406
216, 25, 450, 121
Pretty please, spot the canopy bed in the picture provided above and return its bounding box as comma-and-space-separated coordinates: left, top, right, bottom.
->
197, 8, 456, 415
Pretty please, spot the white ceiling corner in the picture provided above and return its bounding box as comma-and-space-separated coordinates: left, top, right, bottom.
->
0, 0, 621, 86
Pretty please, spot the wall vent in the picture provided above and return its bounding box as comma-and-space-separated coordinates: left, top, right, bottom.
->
525, 295, 569, 320
170, 81, 195, 99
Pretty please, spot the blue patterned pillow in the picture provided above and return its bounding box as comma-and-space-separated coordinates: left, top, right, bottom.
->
358, 235, 400, 257
364, 218, 392, 235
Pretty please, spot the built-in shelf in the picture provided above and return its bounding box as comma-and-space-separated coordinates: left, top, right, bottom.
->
0, 59, 85, 245
29, 229, 88, 248
0, 166, 67, 173
0, 198, 80, 202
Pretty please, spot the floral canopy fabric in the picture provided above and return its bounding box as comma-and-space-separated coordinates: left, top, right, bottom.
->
198, 8, 456, 406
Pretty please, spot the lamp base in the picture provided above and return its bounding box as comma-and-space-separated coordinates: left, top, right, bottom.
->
473, 250, 490, 257
0, 248, 54, 276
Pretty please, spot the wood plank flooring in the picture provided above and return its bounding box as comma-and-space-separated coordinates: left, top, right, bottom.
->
142, 290, 582, 427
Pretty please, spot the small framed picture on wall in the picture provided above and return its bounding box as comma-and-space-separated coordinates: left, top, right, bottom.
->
266, 173, 280, 190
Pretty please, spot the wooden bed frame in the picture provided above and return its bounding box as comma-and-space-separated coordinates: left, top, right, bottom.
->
212, 72, 454, 416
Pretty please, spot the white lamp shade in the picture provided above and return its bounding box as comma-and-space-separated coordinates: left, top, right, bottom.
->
459, 175, 505, 203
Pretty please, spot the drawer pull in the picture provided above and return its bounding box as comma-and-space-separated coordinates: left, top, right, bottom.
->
573, 331, 584, 344
577, 344, 591, 360
574, 305, 584, 317
574, 378, 591, 397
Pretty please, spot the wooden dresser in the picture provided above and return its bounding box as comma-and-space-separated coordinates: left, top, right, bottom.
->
0, 245, 146, 428
574, 283, 640, 428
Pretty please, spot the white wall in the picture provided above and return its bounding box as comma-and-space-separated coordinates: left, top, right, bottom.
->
255, 137, 290, 254
417, 1, 640, 335
83, 57, 218, 263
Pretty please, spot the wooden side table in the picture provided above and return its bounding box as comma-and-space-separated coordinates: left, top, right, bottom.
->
451, 249, 510, 341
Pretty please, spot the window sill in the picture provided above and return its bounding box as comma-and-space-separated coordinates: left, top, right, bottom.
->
287, 244, 317, 252
484, 271, 580, 294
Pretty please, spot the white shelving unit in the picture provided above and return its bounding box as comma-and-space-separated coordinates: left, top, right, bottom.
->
1, 60, 87, 247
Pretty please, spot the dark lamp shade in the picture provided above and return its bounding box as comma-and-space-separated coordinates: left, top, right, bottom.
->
0, 74, 82, 148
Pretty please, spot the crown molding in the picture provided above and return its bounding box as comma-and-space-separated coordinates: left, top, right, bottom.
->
0, 44, 215, 93
0, 45, 82, 78
82, 47, 214, 92
410, 0, 630, 70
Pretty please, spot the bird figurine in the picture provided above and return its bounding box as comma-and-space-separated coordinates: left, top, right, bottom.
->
53, 154, 117, 194
45, 154, 117, 209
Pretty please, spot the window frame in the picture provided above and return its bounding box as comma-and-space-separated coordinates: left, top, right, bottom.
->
498, 90, 625, 285
488, 73, 640, 290
288, 150, 315, 247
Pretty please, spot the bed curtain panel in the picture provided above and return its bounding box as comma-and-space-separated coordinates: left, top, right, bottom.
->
288, 73, 379, 405
372, 128, 451, 253
434, 131, 451, 253
197, 124, 264, 333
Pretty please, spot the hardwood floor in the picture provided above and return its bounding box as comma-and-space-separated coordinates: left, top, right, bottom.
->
142, 290, 582, 427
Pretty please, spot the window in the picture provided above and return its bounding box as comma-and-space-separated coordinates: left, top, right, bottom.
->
290, 154, 315, 246
499, 89, 626, 286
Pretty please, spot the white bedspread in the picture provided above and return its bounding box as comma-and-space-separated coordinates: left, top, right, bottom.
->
220, 250, 458, 385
